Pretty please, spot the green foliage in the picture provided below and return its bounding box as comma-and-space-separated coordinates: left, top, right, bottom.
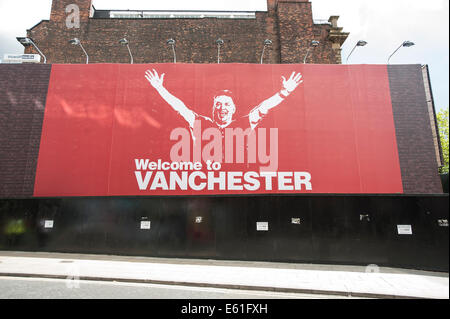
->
437, 108, 449, 174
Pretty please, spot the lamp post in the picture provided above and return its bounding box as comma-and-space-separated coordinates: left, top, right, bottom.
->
303, 40, 320, 64
260, 39, 272, 64
16, 37, 47, 64
68, 38, 89, 64
216, 38, 224, 64
346, 40, 368, 63
119, 38, 134, 64
167, 38, 176, 63
388, 41, 415, 64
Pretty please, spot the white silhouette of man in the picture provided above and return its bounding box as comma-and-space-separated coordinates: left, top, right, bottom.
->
145, 69, 303, 138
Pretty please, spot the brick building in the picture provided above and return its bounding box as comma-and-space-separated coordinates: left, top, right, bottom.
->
22, 0, 349, 64
1, 0, 447, 272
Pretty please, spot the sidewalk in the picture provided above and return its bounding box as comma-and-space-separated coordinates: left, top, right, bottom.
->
0, 251, 448, 299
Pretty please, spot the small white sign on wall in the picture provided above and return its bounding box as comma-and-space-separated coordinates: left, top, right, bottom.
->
44, 220, 54, 229
257, 222, 269, 231
397, 225, 412, 235
438, 219, 449, 227
140, 221, 151, 230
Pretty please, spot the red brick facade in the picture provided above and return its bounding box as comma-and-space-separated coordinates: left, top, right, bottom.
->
24, 0, 349, 64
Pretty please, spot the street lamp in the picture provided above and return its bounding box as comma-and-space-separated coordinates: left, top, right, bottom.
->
388, 41, 415, 64
68, 38, 89, 64
167, 38, 176, 63
260, 39, 272, 64
216, 39, 224, 64
119, 38, 134, 64
303, 40, 320, 64
16, 37, 47, 64
346, 40, 368, 63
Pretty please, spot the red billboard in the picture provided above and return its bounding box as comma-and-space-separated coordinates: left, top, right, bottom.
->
32, 64, 403, 196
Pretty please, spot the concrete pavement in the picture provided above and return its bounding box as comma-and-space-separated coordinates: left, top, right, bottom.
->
0, 251, 448, 299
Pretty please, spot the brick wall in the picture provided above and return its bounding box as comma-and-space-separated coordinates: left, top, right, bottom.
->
50, 0, 91, 24
388, 65, 443, 193
24, 0, 347, 64
0, 64, 51, 198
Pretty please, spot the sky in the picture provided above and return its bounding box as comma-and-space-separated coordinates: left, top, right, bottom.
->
0, 0, 448, 111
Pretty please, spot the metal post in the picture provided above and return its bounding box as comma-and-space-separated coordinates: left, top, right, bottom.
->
216, 39, 224, 64
260, 39, 272, 64
388, 43, 403, 65
303, 40, 319, 64
303, 48, 311, 64
126, 44, 134, 64
167, 39, 176, 63
346, 40, 368, 63
29, 39, 47, 64
388, 41, 415, 64
79, 43, 89, 64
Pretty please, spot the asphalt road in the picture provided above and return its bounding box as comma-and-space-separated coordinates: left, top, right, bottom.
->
0, 276, 350, 299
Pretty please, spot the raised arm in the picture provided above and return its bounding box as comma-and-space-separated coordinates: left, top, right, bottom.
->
249, 72, 303, 129
145, 69, 196, 128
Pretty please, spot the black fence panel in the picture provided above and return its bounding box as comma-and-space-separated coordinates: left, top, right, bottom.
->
0, 195, 448, 272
